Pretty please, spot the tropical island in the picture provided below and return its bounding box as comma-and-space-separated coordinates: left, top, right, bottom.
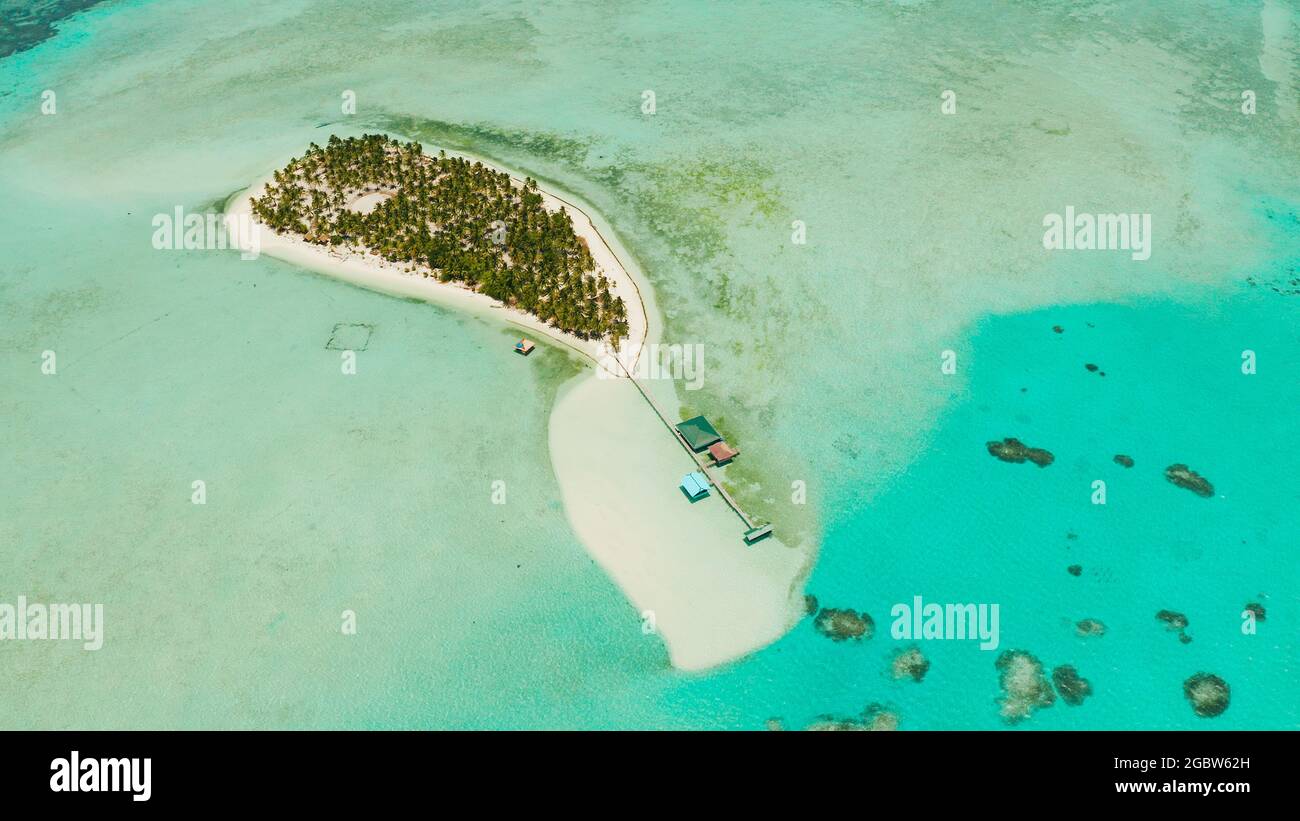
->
251, 134, 629, 345
226, 134, 806, 672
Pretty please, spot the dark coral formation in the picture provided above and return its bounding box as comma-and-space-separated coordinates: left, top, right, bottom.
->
1067, 564, 1083, 577
1113, 454, 1134, 468
995, 650, 1055, 723
1052, 665, 1093, 706
1075, 618, 1106, 637
1246, 272, 1300, 296
813, 608, 874, 642
804, 717, 862, 731
861, 703, 899, 731
987, 437, 1054, 467
1157, 609, 1192, 644
1245, 602, 1266, 622
1164, 464, 1214, 497
803, 594, 819, 616
1156, 610, 1189, 630
891, 646, 930, 682
1183, 673, 1230, 718
1085, 363, 1099, 372
806, 703, 899, 732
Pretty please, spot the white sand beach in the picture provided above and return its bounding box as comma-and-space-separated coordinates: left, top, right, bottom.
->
225, 145, 812, 671
550, 374, 812, 671
225, 160, 647, 377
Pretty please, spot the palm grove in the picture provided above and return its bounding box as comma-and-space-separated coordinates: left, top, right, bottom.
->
253, 134, 629, 344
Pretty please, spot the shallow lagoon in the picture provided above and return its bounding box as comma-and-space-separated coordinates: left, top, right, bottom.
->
0, 0, 1296, 728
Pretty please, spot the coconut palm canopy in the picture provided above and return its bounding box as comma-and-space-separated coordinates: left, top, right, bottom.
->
252, 134, 628, 344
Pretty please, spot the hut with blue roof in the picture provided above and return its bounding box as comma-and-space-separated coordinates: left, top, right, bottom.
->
679, 471, 710, 501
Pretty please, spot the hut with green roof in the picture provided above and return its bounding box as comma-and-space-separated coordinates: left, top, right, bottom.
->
675, 415, 722, 452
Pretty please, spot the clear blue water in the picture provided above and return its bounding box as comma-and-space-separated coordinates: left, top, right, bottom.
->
0, 0, 1296, 729
661, 284, 1299, 730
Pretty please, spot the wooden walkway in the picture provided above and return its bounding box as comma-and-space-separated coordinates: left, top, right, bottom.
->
612, 359, 758, 531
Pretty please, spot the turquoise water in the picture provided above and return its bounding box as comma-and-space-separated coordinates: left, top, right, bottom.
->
1, 0, 1296, 729
676, 285, 1300, 730
0, 1, 107, 59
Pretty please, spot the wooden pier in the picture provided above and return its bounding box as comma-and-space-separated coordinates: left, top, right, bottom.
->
611, 358, 760, 532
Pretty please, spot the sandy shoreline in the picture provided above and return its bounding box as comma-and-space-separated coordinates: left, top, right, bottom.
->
224, 139, 810, 670
549, 374, 811, 671
225, 159, 647, 377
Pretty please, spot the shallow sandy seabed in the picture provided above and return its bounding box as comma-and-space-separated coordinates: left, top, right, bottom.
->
226, 142, 812, 670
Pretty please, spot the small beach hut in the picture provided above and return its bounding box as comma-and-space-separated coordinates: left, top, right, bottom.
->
675, 416, 722, 452
514, 338, 536, 356
680, 471, 710, 501
708, 441, 739, 465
